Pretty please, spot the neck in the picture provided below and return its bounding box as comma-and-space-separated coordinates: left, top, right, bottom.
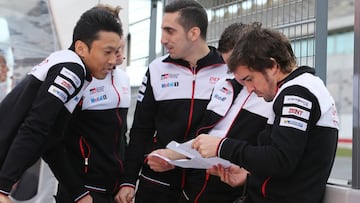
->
277, 66, 297, 83
186, 42, 210, 67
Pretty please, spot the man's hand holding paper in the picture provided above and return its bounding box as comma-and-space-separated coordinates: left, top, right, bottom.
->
192, 134, 223, 158
155, 138, 231, 169
147, 149, 184, 172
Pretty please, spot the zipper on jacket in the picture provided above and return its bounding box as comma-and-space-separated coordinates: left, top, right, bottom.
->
194, 172, 210, 203
112, 73, 125, 179
79, 136, 91, 173
111, 72, 122, 109
261, 176, 272, 197
183, 66, 197, 141
181, 66, 197, 189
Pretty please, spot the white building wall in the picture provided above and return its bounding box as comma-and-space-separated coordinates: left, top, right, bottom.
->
48, 0, 129, 69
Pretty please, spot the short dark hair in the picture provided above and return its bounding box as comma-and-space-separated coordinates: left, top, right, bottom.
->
228, 23, 296, 73
95, 4, 123, 25
164, 0, 208, 40
69, 7, 123, 50
217, 22, 247, 54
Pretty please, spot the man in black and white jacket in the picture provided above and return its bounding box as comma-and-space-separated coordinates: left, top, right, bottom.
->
192, 23, 339, 203
0, 7, 123, 203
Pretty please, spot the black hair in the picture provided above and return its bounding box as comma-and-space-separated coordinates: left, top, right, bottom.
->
228, 23, 296, 73
217, 22, 247, 54
164, 0, 208, 40
69, 7, 123, 50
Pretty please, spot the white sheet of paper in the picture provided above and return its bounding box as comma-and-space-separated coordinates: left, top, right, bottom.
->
164, 140, 232, 169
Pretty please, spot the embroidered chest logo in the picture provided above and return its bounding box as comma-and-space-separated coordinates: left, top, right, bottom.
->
161, 81, 179, 88
89, 86, 105, 95
209, 76, 220, 84
89, 86, 107, 103
214, 94, 227, 101
122, 86, 129, 94
219, 87, 232, 95
161, 73, 179, 80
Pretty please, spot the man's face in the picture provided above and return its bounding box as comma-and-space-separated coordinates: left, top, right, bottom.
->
115, 37, 126, 66
0, 57, 8, 82
78, 31, 121, 79
233, 65, 278, 102
161, 12, 192, 60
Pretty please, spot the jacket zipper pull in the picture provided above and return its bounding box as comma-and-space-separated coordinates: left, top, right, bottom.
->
84, 157, 89, 173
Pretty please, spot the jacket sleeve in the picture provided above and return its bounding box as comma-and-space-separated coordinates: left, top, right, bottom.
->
0, 62, 87, 195
218, 85, 321, 177
121, 69, 157, 187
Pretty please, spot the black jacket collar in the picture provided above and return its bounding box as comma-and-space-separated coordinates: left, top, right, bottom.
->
162, 46, 225, 72
277, 66, 315, 88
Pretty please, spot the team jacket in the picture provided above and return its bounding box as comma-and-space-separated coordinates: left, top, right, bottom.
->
63, 68, 130, 195
0, 50, 92, 201
121, 47, 230, 190
218, 66, 339, 203
180, 78, 271, 203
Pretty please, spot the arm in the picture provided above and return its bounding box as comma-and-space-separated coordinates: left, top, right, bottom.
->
115, 186, 134, 203
219, 86, 319, 177
207, 164, 249, 187
0, 63, 87, 195
121, 69, 157, 187
0, 194, 11, 203
147, 149, 185, 172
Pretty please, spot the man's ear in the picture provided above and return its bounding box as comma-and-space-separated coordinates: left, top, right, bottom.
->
188, 27, 201, 41
74, 40, 88, 58
269, 57, 279, 75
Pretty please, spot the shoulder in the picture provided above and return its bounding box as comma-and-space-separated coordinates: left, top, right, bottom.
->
29, 50, 86, 82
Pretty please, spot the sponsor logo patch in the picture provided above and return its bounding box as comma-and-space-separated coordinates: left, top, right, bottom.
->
331, 103, 339, 128
90, 95, 107, 103
48, 85, 68, 103
37, 59, 49, 67
161, 81, 179, 88
122, 86, 130, 94
139, 84, 146, 93
161, 73, 179, 80
137, 93, 144, 102
283, 95, 312, 109
60, 67, 81, 87
219, 87, 232, 95
214, 94, 227, 101
282, 106, 310, 120
279, 117, 307, 131
142, 75, 148, 84
54, 76, 75, 95
89, 86, 105, 95
209, 76, 220, 84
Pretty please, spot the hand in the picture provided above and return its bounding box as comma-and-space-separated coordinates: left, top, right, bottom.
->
207, 164, 249, 187
115, 186, 134, 203
192, 134, 222, 158
0, 194, 12, 203
147, 149, 184, 172
77, 194, 92, 203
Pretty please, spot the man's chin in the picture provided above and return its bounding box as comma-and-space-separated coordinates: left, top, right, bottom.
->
263, 97, 274, 102
93, 73, 107, 80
